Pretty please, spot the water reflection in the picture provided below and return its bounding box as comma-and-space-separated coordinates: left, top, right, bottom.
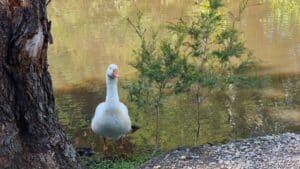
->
241, 0, 300, 75
48, 0, 300, 152
48, 0, 193, 88
54, 76, 299, 152
48, 0, 300, 88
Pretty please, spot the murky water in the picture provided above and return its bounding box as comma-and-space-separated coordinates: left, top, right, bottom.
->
48, 0, 300, 152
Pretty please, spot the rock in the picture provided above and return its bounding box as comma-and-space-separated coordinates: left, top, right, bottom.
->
191, 155, 199, 159
153, 165, 161, 169
179, 155, 186, 160
209, 162, 216, 165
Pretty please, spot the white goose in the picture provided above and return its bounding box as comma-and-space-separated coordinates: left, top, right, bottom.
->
91, 64, 131, 153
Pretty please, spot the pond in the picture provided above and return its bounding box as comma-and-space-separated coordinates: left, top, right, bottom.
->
48, 0, 300, 153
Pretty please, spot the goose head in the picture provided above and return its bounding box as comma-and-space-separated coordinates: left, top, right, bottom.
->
106, 64, 119, 79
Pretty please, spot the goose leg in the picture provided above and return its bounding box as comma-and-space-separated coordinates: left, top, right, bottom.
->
118, 136, 125, 149
103, 137, 108, 155
121, 136, 126, 145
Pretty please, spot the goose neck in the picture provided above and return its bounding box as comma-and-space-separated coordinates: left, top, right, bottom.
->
105, 77, 119, 102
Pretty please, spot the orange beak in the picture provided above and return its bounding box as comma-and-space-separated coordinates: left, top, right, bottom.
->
112, 68, 119, 78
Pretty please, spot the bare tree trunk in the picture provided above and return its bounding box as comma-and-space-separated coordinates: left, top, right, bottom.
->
0, 1, 81, 168
227, 84, 236, 128
195, 93, 201, 145
154, 104, 159, 152
153, 86, 163, 155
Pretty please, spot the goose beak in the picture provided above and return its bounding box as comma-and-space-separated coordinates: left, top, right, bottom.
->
112, 68, 119, 78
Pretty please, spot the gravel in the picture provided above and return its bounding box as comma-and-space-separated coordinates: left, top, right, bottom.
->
138, 133, 300, 169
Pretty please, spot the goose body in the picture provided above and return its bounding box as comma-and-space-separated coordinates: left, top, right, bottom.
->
91, 64, 131, 143
91, 101, 131, 140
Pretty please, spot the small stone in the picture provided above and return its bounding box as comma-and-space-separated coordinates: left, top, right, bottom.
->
209, 162, 217, 165
191, 155, 200, 159
153, 165, 161, 169
180, 155, 186, 160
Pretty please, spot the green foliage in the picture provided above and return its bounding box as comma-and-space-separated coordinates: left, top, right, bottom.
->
124, 78, 150, 108
169, 0, 256, 92
126, 13, 186, 105
126, 0, 259, 147
177, 0, 266, 138
125, 13, 187, 151
84, 153, 150, 169
209, 0, 223, 9
213, 28, 246, 61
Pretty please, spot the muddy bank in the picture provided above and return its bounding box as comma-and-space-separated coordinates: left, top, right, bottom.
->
138, 133, 300, 169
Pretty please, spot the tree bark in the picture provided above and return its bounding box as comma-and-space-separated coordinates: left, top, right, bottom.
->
0, 0, 81, 168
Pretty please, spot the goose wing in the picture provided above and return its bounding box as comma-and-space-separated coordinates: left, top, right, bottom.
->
119, 102, 131, 133
91, 102, 105, 132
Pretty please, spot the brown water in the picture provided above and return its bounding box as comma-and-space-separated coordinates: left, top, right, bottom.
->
48, 0, 300, 152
